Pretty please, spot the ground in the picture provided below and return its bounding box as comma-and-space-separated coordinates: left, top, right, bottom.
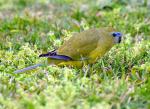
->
0, 0, 150, 109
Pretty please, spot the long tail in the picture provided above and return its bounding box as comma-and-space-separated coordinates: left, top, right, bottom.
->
14, 63, 43, 74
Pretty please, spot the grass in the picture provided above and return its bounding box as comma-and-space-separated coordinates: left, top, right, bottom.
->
0, 0, 150, 109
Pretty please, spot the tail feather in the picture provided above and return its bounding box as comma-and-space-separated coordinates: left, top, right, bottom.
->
14, 63, 43, 74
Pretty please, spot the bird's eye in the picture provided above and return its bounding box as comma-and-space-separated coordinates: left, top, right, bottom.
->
112, 32, 117, 37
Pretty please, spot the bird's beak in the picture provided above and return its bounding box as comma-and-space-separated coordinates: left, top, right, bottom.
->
118, 35, 122, 43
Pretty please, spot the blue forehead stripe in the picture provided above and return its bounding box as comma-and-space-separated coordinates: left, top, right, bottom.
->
112, 32, 122, 37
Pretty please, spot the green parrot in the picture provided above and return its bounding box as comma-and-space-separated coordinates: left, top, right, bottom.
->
14, 27, 122, 74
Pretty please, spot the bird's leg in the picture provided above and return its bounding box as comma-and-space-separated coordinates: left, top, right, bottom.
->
82, 64, 91, 77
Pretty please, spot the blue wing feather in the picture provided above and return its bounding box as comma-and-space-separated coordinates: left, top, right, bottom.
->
39, 50, 72, 61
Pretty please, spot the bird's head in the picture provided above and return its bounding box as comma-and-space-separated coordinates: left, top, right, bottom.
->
111, 32, 122, 43
100, 27, 122, 45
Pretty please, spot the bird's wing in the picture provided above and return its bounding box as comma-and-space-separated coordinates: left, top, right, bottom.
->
57, 28, 100, 60
39, 50, 72, 61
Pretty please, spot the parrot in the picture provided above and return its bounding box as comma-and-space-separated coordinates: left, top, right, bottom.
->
14, 27, 122, 74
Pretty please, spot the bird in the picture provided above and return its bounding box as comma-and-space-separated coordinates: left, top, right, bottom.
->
14, 27, 122, 74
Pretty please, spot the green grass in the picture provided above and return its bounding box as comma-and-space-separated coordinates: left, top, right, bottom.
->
0, 0, 150, 109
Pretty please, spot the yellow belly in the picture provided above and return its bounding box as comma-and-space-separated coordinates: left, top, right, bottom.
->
48, 58, 90, 68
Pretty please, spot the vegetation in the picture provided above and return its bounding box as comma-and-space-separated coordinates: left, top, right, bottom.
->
0, 0, 150, 109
